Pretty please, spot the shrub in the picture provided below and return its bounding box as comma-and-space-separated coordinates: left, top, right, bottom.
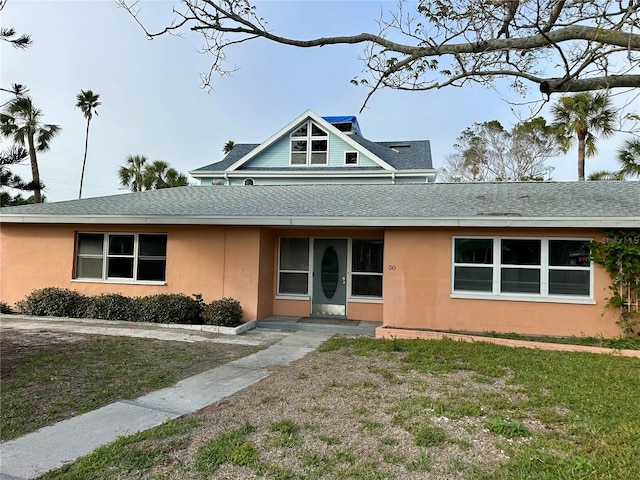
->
135, 294, 202, 324
16, 287, 90, 318
0, 301, 14, 314
202, 297, 243, 327
86, 293, 136, 321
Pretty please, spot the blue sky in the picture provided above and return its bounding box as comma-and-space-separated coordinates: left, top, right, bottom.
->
1, 1, 634, 202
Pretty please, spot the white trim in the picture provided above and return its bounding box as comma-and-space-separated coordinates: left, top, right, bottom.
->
451, 236, 594, 302
344, 151, 359, 165
71, 279, 166, 286
450, 292, 596, 305
192, 169, 438, 179
275, 294, 310, 301
225, 110, 396, 171
348, 296, 384, 304
74, 232, 167, 283
4, 214, 638, 228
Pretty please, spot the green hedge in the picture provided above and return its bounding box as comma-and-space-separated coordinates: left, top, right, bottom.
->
13, 288, 244, 327
16, 287, 91, 318
202, 297, 244, 327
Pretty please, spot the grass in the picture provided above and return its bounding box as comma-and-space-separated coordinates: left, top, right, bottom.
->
0, 333, 259, 441
443, 329, 640, 350
37, 336, 640, 480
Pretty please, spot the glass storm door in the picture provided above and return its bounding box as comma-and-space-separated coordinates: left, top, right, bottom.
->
312, 239, 347, 317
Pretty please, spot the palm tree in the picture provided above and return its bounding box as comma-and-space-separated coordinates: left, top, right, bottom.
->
143, 160, 189, 189
223, 140, 235, 154
0, 96, 60, 203
75, 90, 101, 199
118, 154, 148, 192
617, 138, 640, 179
551, 92, 616, 181
119, 156, 189, 192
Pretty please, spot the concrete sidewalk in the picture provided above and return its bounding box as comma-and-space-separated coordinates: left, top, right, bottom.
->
0, 330, 333, 480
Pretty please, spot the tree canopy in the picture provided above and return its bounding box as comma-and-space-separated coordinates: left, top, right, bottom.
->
119, 0, 640, 108
440, 117, 560, 182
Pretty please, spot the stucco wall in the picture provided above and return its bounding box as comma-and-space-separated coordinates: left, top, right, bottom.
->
382, 227, 621, 337
0, 224, 265, 321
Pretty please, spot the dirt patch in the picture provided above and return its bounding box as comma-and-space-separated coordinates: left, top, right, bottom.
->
139, 347, 531, 479
0, 328, 89, 375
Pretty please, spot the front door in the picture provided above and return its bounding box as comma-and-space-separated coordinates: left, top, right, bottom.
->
312, 239, 347, 317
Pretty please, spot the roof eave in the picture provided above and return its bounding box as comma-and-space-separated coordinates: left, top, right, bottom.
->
1, 215, 637, 229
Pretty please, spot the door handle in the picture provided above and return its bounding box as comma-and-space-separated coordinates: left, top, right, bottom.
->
341, 276, 346, 284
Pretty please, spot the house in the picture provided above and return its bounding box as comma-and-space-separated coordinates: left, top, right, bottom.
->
189, 110, 436, 186
1, 110, 639, 338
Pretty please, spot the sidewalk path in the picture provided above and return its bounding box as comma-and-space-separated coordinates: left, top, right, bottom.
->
0, 321, 332, 480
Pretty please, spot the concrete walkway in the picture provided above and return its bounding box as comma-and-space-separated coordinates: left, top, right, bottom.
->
0, 324, 332, 480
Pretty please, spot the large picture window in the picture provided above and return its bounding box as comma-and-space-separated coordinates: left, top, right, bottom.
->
75, 233, 167, 282
290, 120, 328, 165
278, 237, 310, 295
453, 237, 591, 300
351, 239, 383, 297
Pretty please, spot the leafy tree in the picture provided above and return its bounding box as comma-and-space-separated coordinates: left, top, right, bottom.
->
75, 89, 101, 199
118, 0, 640, 108
552, 93, 616, 182
118, 155, 189, 192
439, 118, 559, 182
0, 96, 60, 203
223, 140, 235, 154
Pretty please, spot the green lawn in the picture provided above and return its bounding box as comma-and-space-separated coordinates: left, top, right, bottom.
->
0, 332, 259, 441
39, 337, 640, 480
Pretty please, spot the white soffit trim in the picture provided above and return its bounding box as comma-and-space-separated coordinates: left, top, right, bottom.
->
1, 215, 638, 229
226, 109, 395, 171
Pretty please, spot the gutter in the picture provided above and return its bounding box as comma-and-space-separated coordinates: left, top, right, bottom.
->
1, 215, 638, 229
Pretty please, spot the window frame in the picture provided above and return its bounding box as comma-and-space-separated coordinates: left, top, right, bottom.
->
276, 237, 311, 298
344, 151, 359, 165
451, 236, 594, 304
73, 232, 167, 284
349, 238, 384, 300
289, 120, 329, 166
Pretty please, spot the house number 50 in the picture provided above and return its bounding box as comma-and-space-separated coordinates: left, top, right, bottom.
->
388, 265, 397, 270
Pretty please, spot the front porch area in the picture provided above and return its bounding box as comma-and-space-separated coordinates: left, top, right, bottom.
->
257, 316, 381, 337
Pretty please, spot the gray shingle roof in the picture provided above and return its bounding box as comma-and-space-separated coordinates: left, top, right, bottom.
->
2, 182, 638, 228
190, 136, 433, 173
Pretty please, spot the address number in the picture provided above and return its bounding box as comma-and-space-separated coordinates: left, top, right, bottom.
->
388, 265, 397, 270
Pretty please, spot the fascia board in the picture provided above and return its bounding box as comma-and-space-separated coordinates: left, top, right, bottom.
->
223, 169, 437, 176
2, 215, 638, 229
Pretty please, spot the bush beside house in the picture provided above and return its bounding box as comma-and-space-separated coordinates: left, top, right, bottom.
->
7, 288, 243, 327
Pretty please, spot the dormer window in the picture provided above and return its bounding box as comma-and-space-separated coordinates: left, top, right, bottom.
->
290, 120, 328, 165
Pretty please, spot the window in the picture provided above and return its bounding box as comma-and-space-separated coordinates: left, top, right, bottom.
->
351, 239, 383, 297
290, 120, 328, 165
345, 152, 358, 165
453, 237, 592, 300
75, 233, 167, 282
243, 178, 255, 186
278, 237, 310, 295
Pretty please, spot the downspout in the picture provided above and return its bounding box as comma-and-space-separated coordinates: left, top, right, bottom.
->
224, 172, 229, 186
391, 171, 396, 184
